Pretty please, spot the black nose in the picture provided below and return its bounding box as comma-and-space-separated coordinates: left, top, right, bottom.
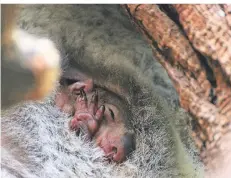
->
122, 132, 136, 159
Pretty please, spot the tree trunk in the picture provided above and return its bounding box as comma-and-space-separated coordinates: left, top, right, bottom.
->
122, 4, 231, 166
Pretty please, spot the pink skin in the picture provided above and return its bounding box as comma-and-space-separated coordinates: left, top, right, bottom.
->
69, 89, 127, 162
56, 68, 93, 115
55, 78, 92, 115
69, 90, 105, 139
94, 104, 127, 162
95, 124, 126, 162
55, 80, 130, 162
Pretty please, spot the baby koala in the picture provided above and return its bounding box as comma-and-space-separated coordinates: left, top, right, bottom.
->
55, 69, 136, 163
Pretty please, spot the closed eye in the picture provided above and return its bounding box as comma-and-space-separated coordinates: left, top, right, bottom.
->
108, 108, 115, 121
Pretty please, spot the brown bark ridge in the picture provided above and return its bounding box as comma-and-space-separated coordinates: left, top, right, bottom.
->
122, 4, 231, 165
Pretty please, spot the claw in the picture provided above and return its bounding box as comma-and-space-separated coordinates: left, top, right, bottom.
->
79, 88, 83, 97
80, 88, 87, 101
89, 90, 99, 114
91, 90, 98, 103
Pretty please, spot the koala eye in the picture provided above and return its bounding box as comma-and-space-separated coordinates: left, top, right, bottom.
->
108, 108, 115, 121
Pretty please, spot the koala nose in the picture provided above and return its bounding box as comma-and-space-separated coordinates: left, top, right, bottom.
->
104, 132, 136, 163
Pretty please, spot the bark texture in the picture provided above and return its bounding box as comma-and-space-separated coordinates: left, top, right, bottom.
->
122, 4, 231, 165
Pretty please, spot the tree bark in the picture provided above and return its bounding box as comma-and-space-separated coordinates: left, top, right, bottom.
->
122, 4, 231, 165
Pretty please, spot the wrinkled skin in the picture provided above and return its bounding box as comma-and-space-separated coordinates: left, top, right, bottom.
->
55, 77, 135, 163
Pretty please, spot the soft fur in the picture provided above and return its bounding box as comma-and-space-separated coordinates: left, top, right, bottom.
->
1, 94, 136, 178
1, 91, 202, 178
2, 5, 203, 178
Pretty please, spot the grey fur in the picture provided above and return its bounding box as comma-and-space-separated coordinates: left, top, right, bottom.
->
2, 5, 203, 178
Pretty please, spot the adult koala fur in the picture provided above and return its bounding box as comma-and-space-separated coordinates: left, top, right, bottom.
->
1, 4, 204, 178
